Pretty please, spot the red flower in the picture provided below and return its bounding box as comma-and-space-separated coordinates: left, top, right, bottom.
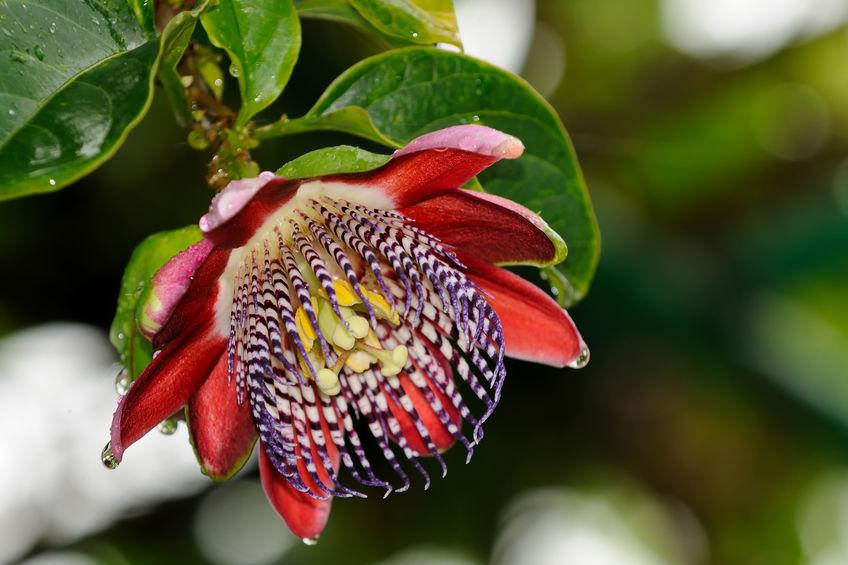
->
104, 125, 588, 542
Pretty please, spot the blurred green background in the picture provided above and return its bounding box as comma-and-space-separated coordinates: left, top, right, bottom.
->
1, 1, 847, 564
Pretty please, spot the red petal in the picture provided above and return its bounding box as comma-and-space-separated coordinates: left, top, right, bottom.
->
401, 190, 563, 266
187, 352, 257, 480
110, 325, 226, 463
259, 411, 340, 539
466, 259, 585, 367
360, 126, 525, 208
153, 247, 230, 348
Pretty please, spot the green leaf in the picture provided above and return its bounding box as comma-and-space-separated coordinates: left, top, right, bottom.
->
159, 1, 210, 126
127, 0, 156, 35
260, 47, 600, 303
110, 226, 203, 380
0, 0, 161, 201
276, 144, 390, 178
201, 0, 301, 128
297, 0, 460, 47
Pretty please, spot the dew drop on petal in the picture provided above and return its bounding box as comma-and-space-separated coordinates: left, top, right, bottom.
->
567, 345, 590, 369
114, 368, 131, 395
101, 442, 119, 469
158, 417, 179, 435
302, 536, 319, 546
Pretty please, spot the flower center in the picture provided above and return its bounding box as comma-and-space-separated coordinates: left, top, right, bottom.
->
223, 194, 506, 498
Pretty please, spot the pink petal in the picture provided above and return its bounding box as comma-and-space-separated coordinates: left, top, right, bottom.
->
401, 190, 564, 266
466, 259, 586, 367
187, 352, 257, 480
109, 324, 226, 463
139, 239, 215, 340
199, 171, 278, 233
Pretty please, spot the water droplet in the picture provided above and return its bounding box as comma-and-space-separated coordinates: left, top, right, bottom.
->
549, 285, 559, 297
49, 21, 56, 33
158, 417, 178, 435
101, 442, 119, 469
115, 368, 132, 395
7, 108, 15, 116
33, 44, 44, 61
567, 345, 590, 369
471, 115, 480, 122
302, 536, 319, 546
10, 51, 25, 63
411, 32, 419, 39
48, 178, 56, 186
228, 63, 240, 78
213, 78, 223, 88
253, 94, 262, 103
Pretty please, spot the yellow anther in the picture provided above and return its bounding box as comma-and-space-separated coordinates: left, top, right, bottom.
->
317, 300, 339, 339
346, 316, 370, 339
297, 346, 325, 379
316, 368, 341, 395
365, 290, 399, 324
359, 343, 409, 377
391, 344, 409, 367
332, 280, 360, 306
332, 324, 356, 350
294, 306, 316, 350
345, 350, 376, 372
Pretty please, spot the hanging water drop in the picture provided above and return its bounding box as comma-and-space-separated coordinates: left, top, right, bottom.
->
115, 368, 132, 395
228, 63, 240, 78
302, 536, 319, 546
567, 345, 590, 369
158, 417, 178, 435
101, 442, 119, 469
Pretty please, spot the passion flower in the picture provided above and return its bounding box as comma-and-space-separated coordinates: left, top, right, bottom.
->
104, 125, 588, 541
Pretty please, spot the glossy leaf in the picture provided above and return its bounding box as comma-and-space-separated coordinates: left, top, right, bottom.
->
110, 226, 203, 380
159, 1, 210, 127
201, 0, 301, 128
260, 48, 600, 303
276, 144, 390, 178
0, 0, 160, 201
127, 0, 156, 35
297, 0, 460, 47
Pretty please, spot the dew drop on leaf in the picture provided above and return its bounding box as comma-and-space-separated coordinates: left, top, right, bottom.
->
158, 417, 178, 436
228, 63, 240, 78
